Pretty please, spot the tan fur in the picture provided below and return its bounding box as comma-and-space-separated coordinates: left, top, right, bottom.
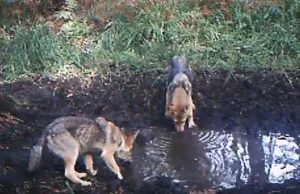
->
165, 57, 196, 132
166, 87, 196, 132
27, 116, 139, 186
170, 87, 190, 110
84, 154, 98, 176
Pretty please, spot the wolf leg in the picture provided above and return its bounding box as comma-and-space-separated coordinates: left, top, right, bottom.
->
64, 155, 91, 186
74, 171, 88, 178
47, 133, 89, 184
188, 99, 197, 128
188, 115, 197, 128
84, 154, 98, 176
102, 153, 123, 180
165, 89, 171, 118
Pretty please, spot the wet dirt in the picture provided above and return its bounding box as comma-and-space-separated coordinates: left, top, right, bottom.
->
0, 70, 300, 194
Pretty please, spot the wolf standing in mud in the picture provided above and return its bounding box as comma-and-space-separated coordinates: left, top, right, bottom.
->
165, 56, 196, 132
28, 116, 139, 186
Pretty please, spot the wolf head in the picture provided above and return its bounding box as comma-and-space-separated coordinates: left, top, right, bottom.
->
96, 117, 139, 162
168, 87, 190, 132
116, 129, 139, 162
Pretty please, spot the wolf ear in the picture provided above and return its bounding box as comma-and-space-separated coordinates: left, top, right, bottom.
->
128, 130, 139, 143
183, 82, 192, 93
168, 84, 178, 93
132, 130, 140, 140
96, 116, 107, 122
120, 127, 125, 132
107, 121, 115, 128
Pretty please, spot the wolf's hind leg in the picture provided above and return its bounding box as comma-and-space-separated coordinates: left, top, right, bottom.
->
84, 154, 98, 176
47, 134, 91, 186
74, 171, 88, 178
64, 154, 91, 186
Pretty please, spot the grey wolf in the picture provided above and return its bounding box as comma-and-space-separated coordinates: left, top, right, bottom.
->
28, 116, 139, 186
165, 56, 196, 132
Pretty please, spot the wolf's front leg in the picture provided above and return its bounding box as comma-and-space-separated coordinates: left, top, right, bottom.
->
102, 153, 123, 180
188, 100, 197, 128
165, 90, 171, 118
84, 154, 98, 176
188, 115, 197, 128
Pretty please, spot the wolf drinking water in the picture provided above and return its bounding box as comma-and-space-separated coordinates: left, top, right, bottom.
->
165, 56, 196, 132
28, 116, 139, 186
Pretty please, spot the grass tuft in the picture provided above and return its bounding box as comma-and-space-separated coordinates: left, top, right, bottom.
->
1, 25, 82, 80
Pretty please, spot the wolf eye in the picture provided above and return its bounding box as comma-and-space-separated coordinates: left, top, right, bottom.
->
175, 120, 184, 125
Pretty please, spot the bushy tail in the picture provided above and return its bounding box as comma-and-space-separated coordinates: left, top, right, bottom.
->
170, 56, 194, 83
28, 130, 47, 172
171, 56, 188, 68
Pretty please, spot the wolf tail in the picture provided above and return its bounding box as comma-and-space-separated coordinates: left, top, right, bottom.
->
28, 130, 47, 172
170, 56, 194, 83
171, 56, 188, 68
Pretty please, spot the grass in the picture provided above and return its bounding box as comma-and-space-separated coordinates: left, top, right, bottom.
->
0, 0, 299, 81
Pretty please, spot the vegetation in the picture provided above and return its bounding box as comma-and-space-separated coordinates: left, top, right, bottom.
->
0, 0, 299, 81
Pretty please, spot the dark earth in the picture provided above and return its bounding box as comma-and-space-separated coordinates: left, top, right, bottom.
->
0, 70, 300, 194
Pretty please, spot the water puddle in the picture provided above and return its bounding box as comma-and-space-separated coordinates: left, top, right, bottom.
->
132, 123, 300, 191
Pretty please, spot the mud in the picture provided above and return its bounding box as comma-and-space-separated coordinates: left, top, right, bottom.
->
0, 70, 300, 194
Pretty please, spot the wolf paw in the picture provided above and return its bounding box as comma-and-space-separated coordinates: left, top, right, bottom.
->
81, 181, 92, 186
88, 169, 98, 176
188, 121, 197, 129
76, 172, 88, 178
117, 174, 123, 180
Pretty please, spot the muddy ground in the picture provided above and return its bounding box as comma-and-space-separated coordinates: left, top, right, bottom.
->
0, 70, 300, 194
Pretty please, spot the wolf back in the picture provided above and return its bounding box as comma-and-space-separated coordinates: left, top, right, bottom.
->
167, 56, 194, 85
28, 116, 106, 172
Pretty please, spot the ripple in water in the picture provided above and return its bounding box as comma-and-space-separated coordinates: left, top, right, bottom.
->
132, 125, 300, 190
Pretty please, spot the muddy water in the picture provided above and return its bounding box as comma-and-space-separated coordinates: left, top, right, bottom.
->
130, 120, 300, 191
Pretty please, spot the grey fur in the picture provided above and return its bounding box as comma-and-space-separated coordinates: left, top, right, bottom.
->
28, 116, 107, 172
165, 55, 196, 132
27, 116, 137, 184
167, 56, 194, 84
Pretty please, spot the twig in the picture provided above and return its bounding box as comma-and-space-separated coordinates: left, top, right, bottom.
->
65, 181, 75, 194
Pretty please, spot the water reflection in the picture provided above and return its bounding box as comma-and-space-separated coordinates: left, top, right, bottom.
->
264, 134, 300, 183
133, 125, 300, 190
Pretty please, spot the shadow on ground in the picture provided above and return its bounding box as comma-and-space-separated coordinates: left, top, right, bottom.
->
0, 70, 300, 194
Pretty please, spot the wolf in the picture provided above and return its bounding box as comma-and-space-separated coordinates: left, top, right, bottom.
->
165, 56, 196, 132
27, 116, 139, 186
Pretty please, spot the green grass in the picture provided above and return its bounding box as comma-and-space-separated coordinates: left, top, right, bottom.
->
0, 25, 83, 80
0, 0, 299, 81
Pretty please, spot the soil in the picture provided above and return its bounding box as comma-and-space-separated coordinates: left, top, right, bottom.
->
0, 70, 300, 194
